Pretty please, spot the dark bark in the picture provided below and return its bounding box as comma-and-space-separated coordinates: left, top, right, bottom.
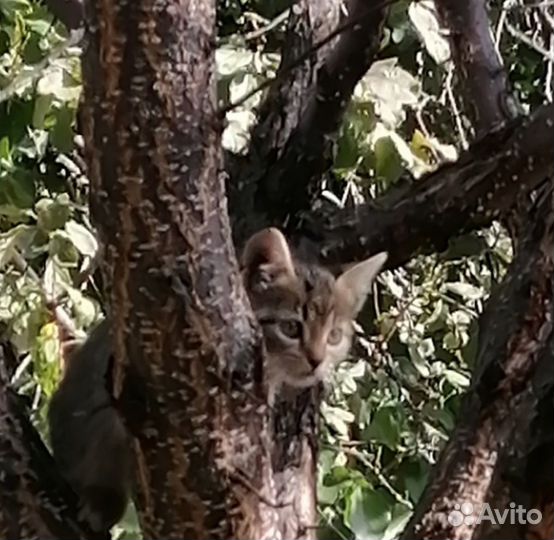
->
302, 102, 554, 268
435, 0, 519, 137
43, 0, 84, 30
400, 187, 554, 540
0, 342, 102, 540
229, 0, 388, 242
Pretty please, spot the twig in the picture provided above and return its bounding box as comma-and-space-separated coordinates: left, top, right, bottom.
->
8, 246, 84, 340
494, 0, 511, 46
329, 444, 414, 509
444, 67, 469, 149
244, 9, 290, 42
505, 21, 554, 61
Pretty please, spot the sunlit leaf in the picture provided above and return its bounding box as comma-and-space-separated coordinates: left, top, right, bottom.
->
345, 487, 392, 539
409, 0, 451, 65
64, 220, 98, 258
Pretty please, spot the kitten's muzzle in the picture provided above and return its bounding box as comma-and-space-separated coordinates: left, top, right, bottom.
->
305, 348, 325, 369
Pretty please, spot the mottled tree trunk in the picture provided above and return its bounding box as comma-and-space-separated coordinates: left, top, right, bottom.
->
79, 0, 281, 538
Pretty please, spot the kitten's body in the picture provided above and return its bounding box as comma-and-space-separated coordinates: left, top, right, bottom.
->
48, 227, 386, 530
48, 319, 132, 532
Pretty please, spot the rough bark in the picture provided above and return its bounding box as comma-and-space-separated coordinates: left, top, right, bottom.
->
80, 0, 278, 538
0, 343, 102, 540
416, 4, 553, 539
400, 187, 554, 540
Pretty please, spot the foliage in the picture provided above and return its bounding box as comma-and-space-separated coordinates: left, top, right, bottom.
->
0, 0, 548, 538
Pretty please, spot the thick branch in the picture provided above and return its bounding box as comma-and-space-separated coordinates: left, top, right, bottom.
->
229, 0, 388, 241
0, 347, 101, 540
400, 186, 554, 540
435, 0, 518, 136
303, 102, 554, 268
428, 7, 553, 538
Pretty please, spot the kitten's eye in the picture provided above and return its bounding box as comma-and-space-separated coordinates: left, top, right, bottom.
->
327, 327, 343, 345
279, 319, 302, 339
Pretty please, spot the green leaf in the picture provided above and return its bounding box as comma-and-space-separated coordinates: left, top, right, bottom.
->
401, 459, 429, 503
0, 137, 11, 161
373, 136, 404, 185
64, 220, 98, 258
222, 109, 255, 154
382, 504, 412, 540
408, 343, 431, 378
355, 58, 421, 127
216, 45, 254, 77
43, 256, 72, 299
443, 369, 470, 389
365, 407, 401, 449
409, 1, 451, 65
50, 105, 76, 153
322, 403, 355, 436
32, 323, 61, 397
32, 94, 54, 129
345, 487, 392, 539
36, 195, 71, 232
0, 169, 36, 208
443, 281, 483, 300
0, 0, 31, 18
0, 223, 36, 268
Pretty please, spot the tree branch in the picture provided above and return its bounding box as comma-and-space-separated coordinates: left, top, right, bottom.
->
302, 102, 554, 268
81, 0, 280, 537
0, 344, 102, 540
43, 0, 84, 30
400, 186, 554, 540
228, 0, 389, 242
435, 0, 520, 137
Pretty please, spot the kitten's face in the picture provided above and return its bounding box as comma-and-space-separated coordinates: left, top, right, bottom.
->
241, 228, 387, 391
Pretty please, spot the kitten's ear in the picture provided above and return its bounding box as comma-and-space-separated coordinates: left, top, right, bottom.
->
241, 227, 295, 276
336, 252, 388, 316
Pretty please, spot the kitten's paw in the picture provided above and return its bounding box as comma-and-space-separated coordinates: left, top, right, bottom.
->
78, 503, 106, 532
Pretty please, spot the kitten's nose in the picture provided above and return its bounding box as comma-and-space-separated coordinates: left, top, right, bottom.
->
306, 350, 324, 369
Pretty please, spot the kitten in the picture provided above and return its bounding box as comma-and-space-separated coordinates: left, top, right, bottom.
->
47, 228, 387, 531
48, 318, 132, 532
241, 227, 387, 395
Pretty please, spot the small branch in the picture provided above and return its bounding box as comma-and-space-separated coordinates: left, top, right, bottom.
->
229, 0, 390, 242
331, 445, 414, 509
243, 9, 290, 42
505, 21, 554, 61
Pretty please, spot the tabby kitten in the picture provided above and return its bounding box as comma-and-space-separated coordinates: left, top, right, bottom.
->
241, 228, 387, 394
47, 227, 386, 531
